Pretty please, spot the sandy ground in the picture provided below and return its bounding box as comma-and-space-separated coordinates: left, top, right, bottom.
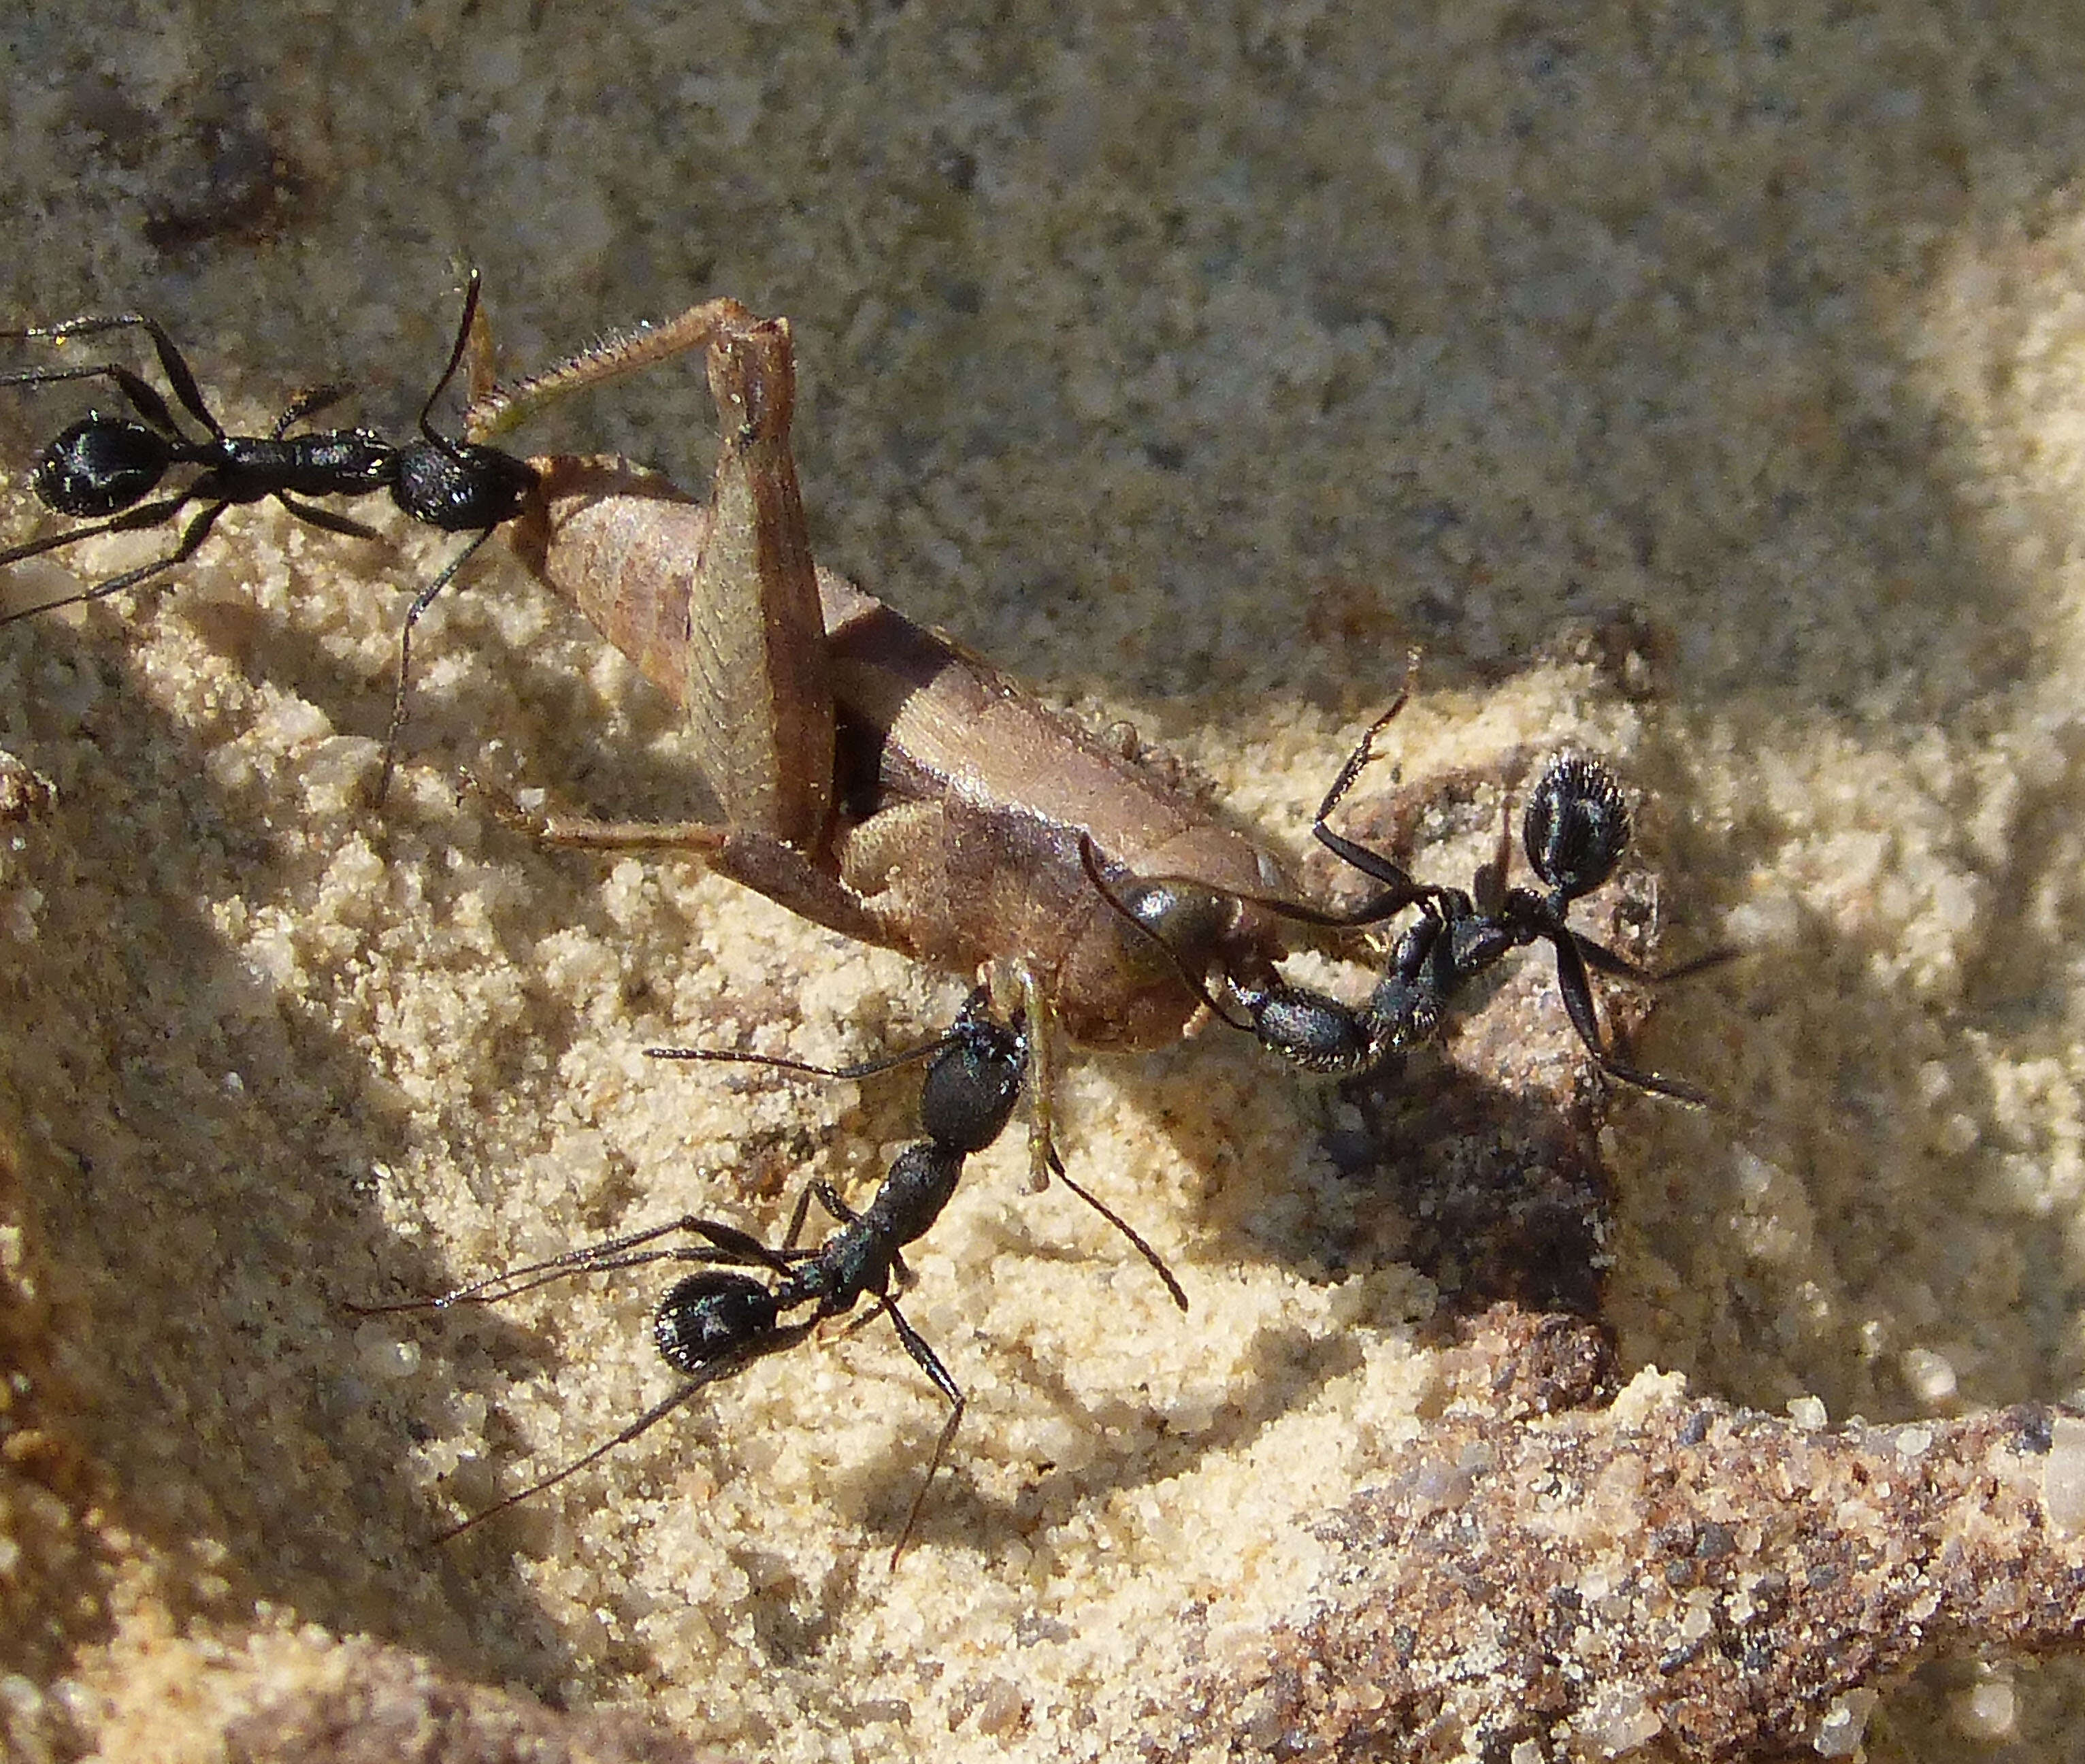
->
3, 3, 2085, 1759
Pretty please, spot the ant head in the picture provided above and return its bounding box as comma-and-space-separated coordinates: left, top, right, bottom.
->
391, 438, 539, 534
32, 414, 172, 517
1249, 980, 1385, 1075
1522, 751, 1630, 902
653, 1271, 782, 1376
920, 1016, 1025, 1155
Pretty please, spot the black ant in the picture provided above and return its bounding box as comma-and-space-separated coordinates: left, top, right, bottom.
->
0, 271, 539, 800
357, 990, 1183, 1564
1087, 698, 1720, 1106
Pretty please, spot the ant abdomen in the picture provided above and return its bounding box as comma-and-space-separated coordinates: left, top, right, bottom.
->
35, 416, 169, 516
653, 1271, 782, 1375
1522, 752, 1631, 902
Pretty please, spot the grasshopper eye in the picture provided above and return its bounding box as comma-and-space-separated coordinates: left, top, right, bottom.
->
1114, 878, 1236, 977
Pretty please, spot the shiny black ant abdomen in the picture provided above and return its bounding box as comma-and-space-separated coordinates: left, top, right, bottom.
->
0, 272, 540, 798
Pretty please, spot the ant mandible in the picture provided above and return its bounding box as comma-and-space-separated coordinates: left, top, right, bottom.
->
1088, 691, 1720, 1106
358, 990, 1181, 1564
0, 271, 539, 799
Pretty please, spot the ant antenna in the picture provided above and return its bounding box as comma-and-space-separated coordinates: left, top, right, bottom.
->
374, 271, 541, 804
429, 1333, 810, 1546
1044, 1140, 1186, 1311
417, 272, 482, 457
644, 1024, 966, 1082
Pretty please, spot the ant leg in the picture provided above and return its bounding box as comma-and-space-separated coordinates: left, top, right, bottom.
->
0, 360, 189, 438
1305, 654, 1464, 924
1472, 794, 1513, 918
0, 488, 199, 589
428, 1318, 819, 1546
67, 316, 218, 432
1047, 1145, 1187, 1311
1546, 928, 1715, 1107
806, 1179, 857, 1227
1, 313, 224, 437
781, 1179, 863, 1252
273, 495, 383, 540
89, 499, 227, 597
1313, 674, 1411, 830
872, 1292, 964, 1567
797, 1178, 917, 1284
1573, 935, 1739, 987
345, 1213, 753, 1312
775, 1182, 823, 1256
429, 1379, 714, 1544
460, 293, 766, 442
687, 1215, 801, 1279
1313, 794, 1433, 918
1647, 946, 1740, 984
375, 525, 495, 804
0, 498, 229, 625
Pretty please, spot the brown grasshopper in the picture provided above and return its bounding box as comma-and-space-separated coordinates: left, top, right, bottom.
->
446, 295, 1705, 1179
455, 305, 1305, 1186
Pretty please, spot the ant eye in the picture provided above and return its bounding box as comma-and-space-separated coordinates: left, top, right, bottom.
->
33, 416, 170, 517
1522, 752, 1630, 899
